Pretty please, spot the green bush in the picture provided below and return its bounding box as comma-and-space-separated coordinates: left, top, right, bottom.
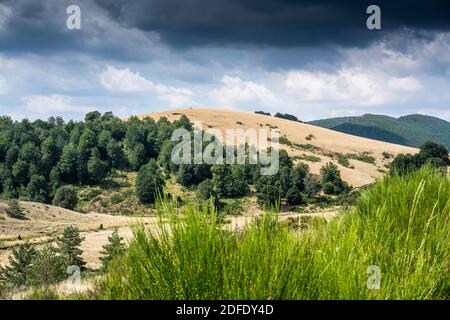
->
5, 199, 26, 219
53, 186, 78, 210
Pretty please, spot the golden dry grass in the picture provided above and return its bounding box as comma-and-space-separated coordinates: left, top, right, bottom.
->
143, 108, 417, 187
0, 200, 155, 269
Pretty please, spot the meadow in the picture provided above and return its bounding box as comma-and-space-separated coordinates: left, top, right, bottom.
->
98, 166, 449, 300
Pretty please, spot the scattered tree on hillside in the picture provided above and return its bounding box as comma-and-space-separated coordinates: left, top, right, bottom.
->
56, 225, 86, 270
53, 186, 78, 210
274, 113, 301, 122
0, 242, 36, 287
320, 162, 349, 195
5, 199, 26, 220
30, 244, 66, 292
100, 229, 126, 272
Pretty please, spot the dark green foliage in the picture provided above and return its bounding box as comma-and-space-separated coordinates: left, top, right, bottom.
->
56, 225, 86, 270
0, 112, 176, 204
320, 162, 349, 195
274, 113, 301, 122
255, 173, 282, 206
310, 114, 450, 150
27, 175, 49, 203
5, 199, 26, 219
390, 141, 449, 176
211, 164, 248, 198
303, 173, 322, 197
389, 153, 418, 176
135, 160, 165, 204
286, 187, 304, 205
176, 163, 212, 187
197, 179, 212, 200
100, 229, 126, 272
418, 141, 450, 165
0, 242, 36, 287
53, 186, 78, 210
87, 148, 107, 184
254, 111, 271, 116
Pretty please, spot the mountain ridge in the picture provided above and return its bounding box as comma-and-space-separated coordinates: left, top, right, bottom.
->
309, 113, 450, 150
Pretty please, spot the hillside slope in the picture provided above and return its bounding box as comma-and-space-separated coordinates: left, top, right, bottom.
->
309, 114, 450, 150
142, 108, 417, 187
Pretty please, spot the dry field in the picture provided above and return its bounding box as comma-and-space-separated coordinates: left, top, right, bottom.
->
145, 108, 418, 187
0, 200, 156, 269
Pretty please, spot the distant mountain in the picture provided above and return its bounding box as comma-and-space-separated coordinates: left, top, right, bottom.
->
309, 114, 450, 150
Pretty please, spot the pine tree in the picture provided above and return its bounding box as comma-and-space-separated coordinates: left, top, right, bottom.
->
56, 225, 86, 270
5, 199, 26, 220
99, 229, 126, 272
0, 242, 36, 287
30, 244, 66, 292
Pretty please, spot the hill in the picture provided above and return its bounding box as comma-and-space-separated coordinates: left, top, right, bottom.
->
309, 114, 450, 150
143, 108, 417, 187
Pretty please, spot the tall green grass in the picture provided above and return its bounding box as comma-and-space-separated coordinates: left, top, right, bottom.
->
99, 167, 449, 299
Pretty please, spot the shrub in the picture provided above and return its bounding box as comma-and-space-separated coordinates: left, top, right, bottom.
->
5, 199, 26, 219
197, 179, 212, 200
336, 154, 350, 167
53, 186, 78, 210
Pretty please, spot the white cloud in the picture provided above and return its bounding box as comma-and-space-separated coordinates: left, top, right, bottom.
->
388, 77, 422, 92
210, 75, 277, 106
0, 77, 7, 94
99, 65, 194, 107
0, 4, 12, 32
284, 69, 384, 105
23, 94, 95, 114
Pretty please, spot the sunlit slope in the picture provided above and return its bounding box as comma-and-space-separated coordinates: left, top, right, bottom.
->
140, 108, 418, 187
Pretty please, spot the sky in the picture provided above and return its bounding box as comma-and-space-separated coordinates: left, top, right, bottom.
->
0, 0, 450, 121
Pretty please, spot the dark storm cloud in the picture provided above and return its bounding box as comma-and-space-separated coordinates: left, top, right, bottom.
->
0, 0, 158, 60
1, 0, 450, 59
94, 0, 450, 48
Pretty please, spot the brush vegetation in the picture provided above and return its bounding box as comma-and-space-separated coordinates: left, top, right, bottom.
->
98, 167, 449, 300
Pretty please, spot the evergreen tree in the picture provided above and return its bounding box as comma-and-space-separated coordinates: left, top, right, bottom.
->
135, 160, 165, 204
26, 174, 49, 203
87, 148, 107, 184
56, 225, 86, 270
320, 162, 348, 195
53, 186, 78, 210
30, 244, 66, 290
0, 242, 36, 287
99, 229, 126, 272
304, 173, 322, 197
58, 143, 79, 184
5, 199, 26, 220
